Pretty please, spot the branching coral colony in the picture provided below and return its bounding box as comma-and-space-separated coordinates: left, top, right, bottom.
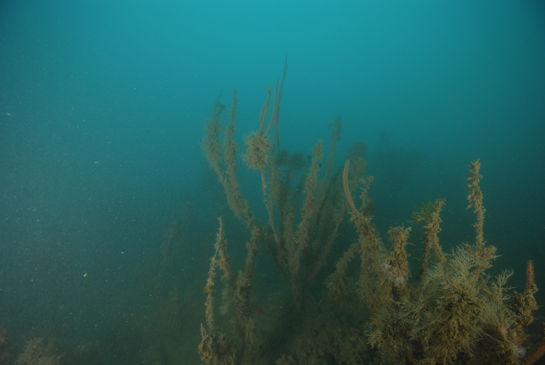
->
201, 55, 365, 317
340, 159, 542, 365
200, 67, 543, 365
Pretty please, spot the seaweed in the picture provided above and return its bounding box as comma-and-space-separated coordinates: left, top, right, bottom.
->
200, 67, 542, 364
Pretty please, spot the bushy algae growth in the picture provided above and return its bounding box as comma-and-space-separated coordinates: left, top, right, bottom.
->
199, 65, 542, 364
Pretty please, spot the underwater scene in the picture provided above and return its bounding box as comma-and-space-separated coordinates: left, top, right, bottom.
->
1, 1, 544, 364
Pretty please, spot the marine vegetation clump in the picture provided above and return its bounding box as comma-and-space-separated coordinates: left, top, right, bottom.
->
333, 159, 541, 365
16, 337, 63, 365
411, 198, 446, 280
201, 56, 367, 315
242, 132, 273, 173
198, 218, 259, 365
199, 62, 544, 363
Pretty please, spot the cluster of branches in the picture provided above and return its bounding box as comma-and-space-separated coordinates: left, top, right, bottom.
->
324, 160, 539, 365
202, 57, 365, 313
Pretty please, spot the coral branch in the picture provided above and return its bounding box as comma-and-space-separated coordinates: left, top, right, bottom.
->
524, 340, 545, 364
467, 159, 485, 249
264, 78, 278, 138
527, 260, 534, 293
343, 160, 357, 214
411, 199, 446, 280
272, 53, 288, 150
465, 159, 496, 276
203, 90, 257, 230
258, 85, 271, 135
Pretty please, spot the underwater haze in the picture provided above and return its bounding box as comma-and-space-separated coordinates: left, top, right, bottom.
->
0, 1, 544, 364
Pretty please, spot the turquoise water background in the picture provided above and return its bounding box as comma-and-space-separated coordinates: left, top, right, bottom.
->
1, 1, 544, 363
